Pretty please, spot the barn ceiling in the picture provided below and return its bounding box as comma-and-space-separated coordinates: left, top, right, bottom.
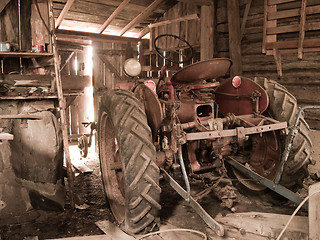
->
53, 0, 180, 38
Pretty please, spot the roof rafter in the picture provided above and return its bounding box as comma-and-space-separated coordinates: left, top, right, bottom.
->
119, 0, 164, 37
98, 0, 132, 34
56, 0, 75, 29
0, 0, 10, 14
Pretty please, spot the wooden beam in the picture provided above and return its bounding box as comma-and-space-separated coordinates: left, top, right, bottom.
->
268, 0, 295, 5
227, 0, 242, 75
119, 0, 163, 36
56, 0, 75, 29
309, 182, 320, 240
176, 0, 213, 5
298, 0, 307, 59
241, 0, 252, 39
200, 4, 214, 61
97, 54, 125, 81
268, 6, 320, 21
149, 14, 199, 28
137, 27, 150, 39
0, 0, 11, 14
262, 0, 268, 53
56, 29, 148, 44
266, 38, 320, 49
98, 0, 131, 34
273, 48, 282, 76
215, 212, 308, 239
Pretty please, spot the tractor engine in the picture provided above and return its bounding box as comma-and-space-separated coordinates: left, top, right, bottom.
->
157, 73, 236, 173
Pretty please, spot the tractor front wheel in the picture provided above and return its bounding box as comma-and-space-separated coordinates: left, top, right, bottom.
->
98, 89, 161, 234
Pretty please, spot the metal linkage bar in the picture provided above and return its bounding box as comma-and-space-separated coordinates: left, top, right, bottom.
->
275, 105, 320, 184
186, 122, 287, 141
226, 156, 308, 210
161, 168, 224, 236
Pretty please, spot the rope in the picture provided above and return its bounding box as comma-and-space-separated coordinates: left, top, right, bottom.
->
276, 190, 320, 240
136, 228, 207, 240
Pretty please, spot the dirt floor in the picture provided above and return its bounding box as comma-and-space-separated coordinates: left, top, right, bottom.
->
1, 130, 320, 240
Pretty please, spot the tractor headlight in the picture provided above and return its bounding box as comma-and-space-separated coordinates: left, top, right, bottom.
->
123, 58, 141, 77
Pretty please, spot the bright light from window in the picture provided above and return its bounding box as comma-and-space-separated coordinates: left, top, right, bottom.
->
74, 55, 78, 75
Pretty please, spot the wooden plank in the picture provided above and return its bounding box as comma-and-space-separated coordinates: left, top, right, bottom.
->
98, 0, 131, 34
200, 4, 214, 61
298, 0, 307, 59
95, 220, 135, 240
149, 14, 199, 28
267, 22, 320, 34
227, 0, 242, 75
176, 0, 212, 5
56, 0, 75, 29
49, 235, 111, 240
137, 26, 150, 38
268, 6, 320, 20
119, 0, 164, 36
49, 0, 76, 209
0, 0, 11, 14
309, 182, 320, 240
0, 133, 14, 141
56, 29, 148, 44
241, 0, 252, 39
97, 54, 124, 81
262, 0, 268, 53
215, 212, 308, 239
273, 48, 282, 76
266, 38, 320, 49
268, 0, 295, 5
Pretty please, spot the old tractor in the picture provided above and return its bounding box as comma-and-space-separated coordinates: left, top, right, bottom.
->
97, 34, 312, 236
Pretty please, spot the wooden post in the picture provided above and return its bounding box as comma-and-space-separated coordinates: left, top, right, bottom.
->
298, 0, 307, 59
48, 0, 75, 209
227, 0, 242, 76
309, 182, 320, 240
200, 3, 214, 61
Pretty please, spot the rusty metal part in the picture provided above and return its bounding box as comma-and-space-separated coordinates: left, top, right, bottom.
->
230, 130, 281, 191
161, 167, 225, 236
275, 105, 320, 184
133, 84, 163, 138
215, 77, 269, 116
181, 82, 220, 92
227, 156, 308, 210
180, 115, 232, 131
171, 58, 232, 84
185, 122, 287, 141
177, 100, 214, 123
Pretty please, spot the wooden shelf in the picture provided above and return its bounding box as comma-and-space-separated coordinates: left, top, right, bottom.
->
0, 91, 82, 100
0, 52, 53, 58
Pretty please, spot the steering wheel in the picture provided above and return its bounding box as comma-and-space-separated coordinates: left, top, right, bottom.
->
153, 34, 193, 64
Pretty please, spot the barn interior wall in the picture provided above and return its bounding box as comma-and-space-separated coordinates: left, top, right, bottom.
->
217, 0, 320, 129
92, 41, 138, 124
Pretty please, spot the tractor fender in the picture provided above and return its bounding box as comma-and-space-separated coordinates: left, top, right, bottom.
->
215, 76, 269, 116
133, 84, 163, 138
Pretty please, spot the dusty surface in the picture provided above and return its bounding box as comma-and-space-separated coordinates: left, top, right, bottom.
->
1, 130, 320, 240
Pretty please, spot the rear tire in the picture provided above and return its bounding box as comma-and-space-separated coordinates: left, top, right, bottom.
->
98, 89, 161, 234
253, 77, 312, 188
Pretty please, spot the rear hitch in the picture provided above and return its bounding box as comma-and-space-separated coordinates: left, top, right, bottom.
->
161, 145, 225, 237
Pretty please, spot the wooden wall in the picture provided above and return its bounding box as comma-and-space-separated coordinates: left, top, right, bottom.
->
0, 0, 32, 51
92, 41, 139, 121
216, 0, 320, 129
